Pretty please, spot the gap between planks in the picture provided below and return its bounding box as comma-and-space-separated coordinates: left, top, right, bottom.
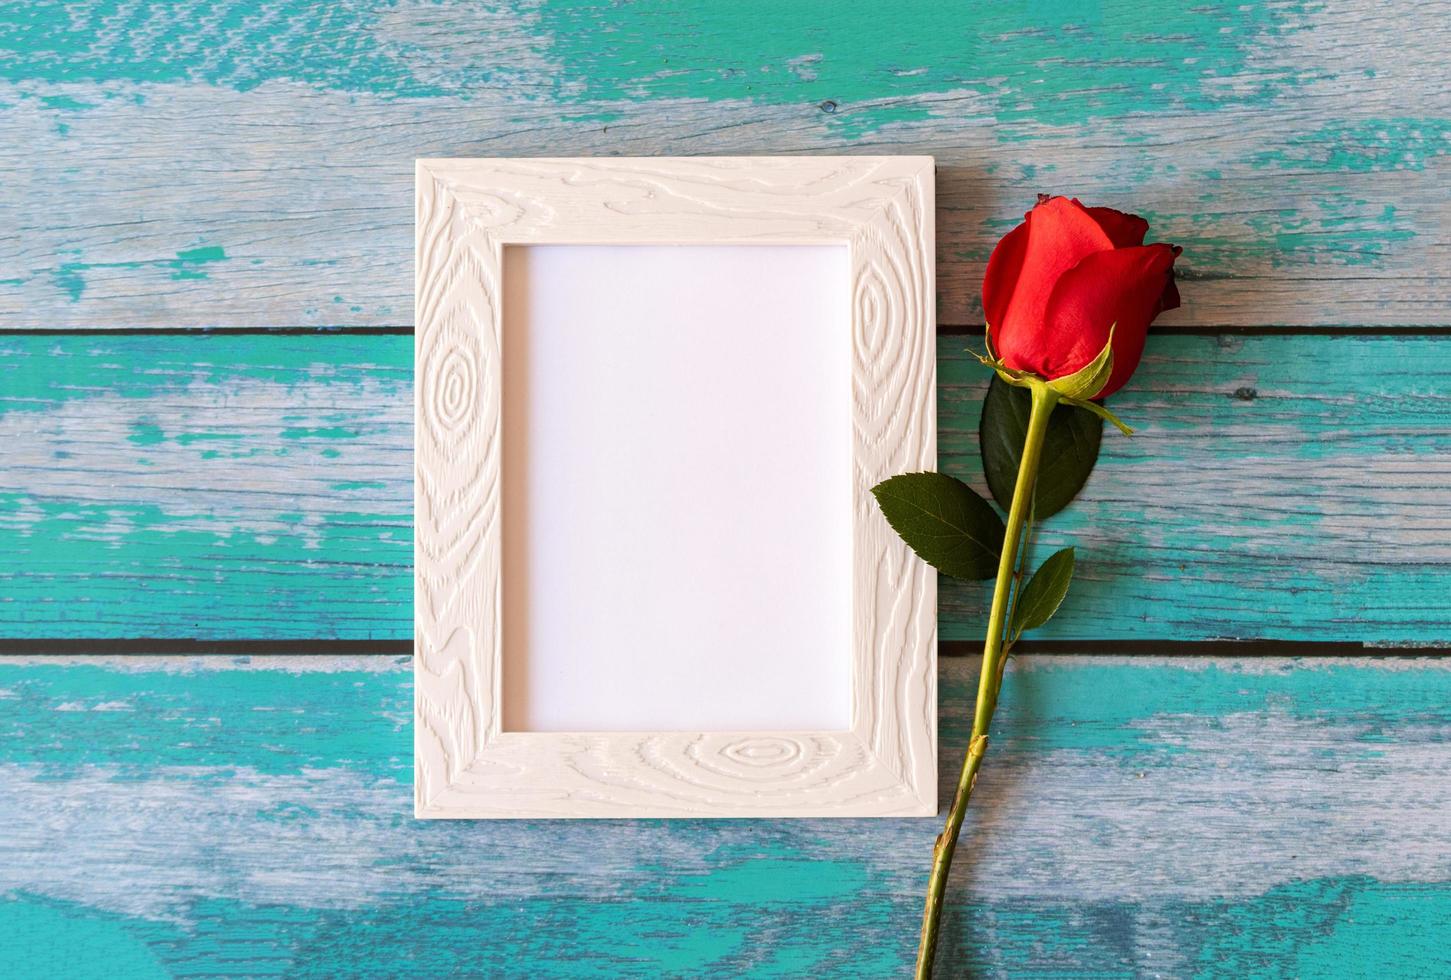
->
0, 639, 1446, 657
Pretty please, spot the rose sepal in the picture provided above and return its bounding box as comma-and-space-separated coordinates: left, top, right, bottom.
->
1056, 394, 1134, 436
1044, 325, 1116, 401
978, 325, 1134, 436
978, 324, 1044, 390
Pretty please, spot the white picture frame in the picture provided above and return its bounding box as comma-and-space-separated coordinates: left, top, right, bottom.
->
415, 156, 937, 818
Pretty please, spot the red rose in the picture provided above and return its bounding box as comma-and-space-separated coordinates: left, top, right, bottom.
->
983, 195, 1181, 398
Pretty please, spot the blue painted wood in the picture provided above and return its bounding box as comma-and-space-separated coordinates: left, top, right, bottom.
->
1, 655, 1448, 977
0, 333, 410, 640
0, 1, 1447, 975
0, 2, 1447, 328
2, 332, 1446, 644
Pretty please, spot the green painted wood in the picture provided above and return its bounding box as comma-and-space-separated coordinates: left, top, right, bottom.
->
1, 653, 1448, 977
1, 3, 1445, 975
1, 1, 1447, 328
0, 333, 411, 640
2, 332, 1446, 644
941, 332, 1451, 645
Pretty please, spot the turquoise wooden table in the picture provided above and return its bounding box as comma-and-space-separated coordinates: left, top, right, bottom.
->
2, 2, 1449, 976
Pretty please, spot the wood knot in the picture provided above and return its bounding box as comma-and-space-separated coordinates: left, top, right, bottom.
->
1233, 386, 1258, 401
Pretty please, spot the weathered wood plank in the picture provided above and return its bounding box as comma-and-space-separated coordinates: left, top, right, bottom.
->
941, 333, 1451, 645
0, 333, 411, 639
2, 654, 1448, 977
1, 0, 1447, 328
1, 332, 1446, 643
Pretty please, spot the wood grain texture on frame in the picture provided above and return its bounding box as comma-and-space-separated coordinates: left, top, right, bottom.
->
414, 157, 937, 818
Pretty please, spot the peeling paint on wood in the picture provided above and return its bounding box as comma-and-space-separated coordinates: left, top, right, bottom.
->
0, 1, 1447, 974
0, 0, 1447, 327
1, 654, 1449, 977
1, 332, 1445, 644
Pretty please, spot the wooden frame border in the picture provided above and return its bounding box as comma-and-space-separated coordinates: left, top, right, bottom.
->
415, 157, 936, 818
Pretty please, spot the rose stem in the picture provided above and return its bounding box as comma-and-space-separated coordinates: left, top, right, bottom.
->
915, 380, 1058, 979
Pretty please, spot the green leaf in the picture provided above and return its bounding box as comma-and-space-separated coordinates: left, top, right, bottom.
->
1011, 547, 1075, 639
870, 472, 1005, 580
980, 374, 1103, 519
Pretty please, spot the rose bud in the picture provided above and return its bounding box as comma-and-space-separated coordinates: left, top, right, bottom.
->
983, 195, 1181, 399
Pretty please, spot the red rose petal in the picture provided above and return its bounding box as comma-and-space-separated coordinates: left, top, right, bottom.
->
982, 220, 1028, 346
1041, 243, 1180, 397
993, 197, 1115, 376
1086, 207, 1149, 248
1161, 273, 1182, 313
1160, 245, 1183, 312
